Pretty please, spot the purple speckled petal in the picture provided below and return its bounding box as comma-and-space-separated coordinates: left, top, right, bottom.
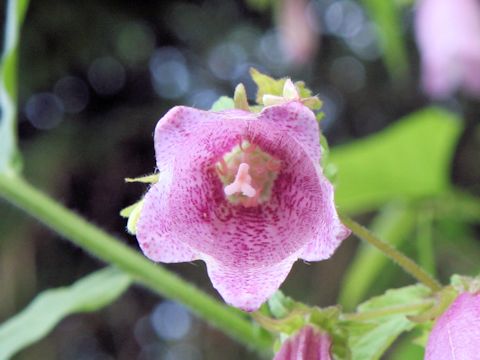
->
274, 326, 332, 360
205, 254, 298, 311
425, 292, 480, 360
261, 101, 321, 164
136, 171, 198, 263
300, 172, 351, 262
153, 105, 329, 267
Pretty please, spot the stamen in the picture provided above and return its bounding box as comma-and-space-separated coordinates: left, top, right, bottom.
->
224, 163, 256, 198
216, 140, 281, 207
237, 138, 257, 154
217, 158, 229, 176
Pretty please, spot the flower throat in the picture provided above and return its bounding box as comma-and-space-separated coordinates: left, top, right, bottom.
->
216, 139, 281, 207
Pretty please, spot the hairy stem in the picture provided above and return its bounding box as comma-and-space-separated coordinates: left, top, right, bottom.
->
340, 214, 442, 292
0, 173, 273, 354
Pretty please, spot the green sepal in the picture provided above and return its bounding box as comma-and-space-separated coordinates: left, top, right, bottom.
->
450, 274, 480, 293
233, 83, 250, 111
310, 307, 351, 359
120, 199, 145, 235
210, 96, 235, 111
249, 68, 322, 110
125, 173, 159, 184
268, 291, 296, 319
320, 134, 337, 183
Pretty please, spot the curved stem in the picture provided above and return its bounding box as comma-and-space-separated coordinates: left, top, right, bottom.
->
0, 173, 273, 354
340, 214, 442, 293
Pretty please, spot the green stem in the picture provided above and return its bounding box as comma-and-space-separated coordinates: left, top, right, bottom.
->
340, 214, 442, 293
0, 173, 273, 354
417, 210, 436, 276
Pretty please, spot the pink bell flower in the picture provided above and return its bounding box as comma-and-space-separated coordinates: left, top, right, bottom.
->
415, 0, 480, 98
135, 85, 349, 311
274, 326, 332, 360
425, 292, 480, 360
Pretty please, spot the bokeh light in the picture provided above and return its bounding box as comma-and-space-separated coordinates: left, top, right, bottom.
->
25, 92, 64, 129
88, 57, 126, 96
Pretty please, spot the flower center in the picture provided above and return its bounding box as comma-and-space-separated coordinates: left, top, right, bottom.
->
216, 139, 281, 207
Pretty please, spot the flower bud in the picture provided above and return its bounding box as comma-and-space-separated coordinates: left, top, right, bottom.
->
274, 326, 332, 360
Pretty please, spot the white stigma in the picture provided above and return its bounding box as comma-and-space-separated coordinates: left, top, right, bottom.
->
224, 163, 256, 198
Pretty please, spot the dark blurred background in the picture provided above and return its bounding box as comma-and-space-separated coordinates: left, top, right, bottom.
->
0, 0, 479, 359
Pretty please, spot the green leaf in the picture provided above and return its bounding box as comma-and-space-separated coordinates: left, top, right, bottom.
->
346, 285, 431, 360
0, 0, 30, 174
356, 284, 430, 312
210, 96, 235, 111
360, 0, 408, 79
330, 107, 463, 214
0, 267, 131, 359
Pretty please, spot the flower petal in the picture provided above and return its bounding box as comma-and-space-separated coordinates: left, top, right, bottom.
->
166, 122, 327, 267
300, 173, 350, 262
136, 171, 198, 263
204, 254, 298, 311
261, 101, 321, 164
425, 292, 480, 360
154, 106, 251, 171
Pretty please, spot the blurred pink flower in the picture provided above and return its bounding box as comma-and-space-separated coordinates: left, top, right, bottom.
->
425, 292, 480, 360
135, 91, 349, 311
279, 0, 319, 65
274, 326, 332, 360
415, 0, 480, 98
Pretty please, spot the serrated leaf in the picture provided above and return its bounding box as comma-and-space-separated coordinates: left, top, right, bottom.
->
210, 96, 234, 111
0, 267, 131, 359
0, 0, 30, 174
349, 315, 413, 360
345, 285, 432, 360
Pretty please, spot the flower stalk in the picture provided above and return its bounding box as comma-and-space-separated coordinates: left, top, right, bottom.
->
0, 172, 273, 354
340, 214, 442, 292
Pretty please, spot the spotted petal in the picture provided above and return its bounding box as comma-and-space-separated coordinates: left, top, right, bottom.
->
262, 101, 321, 164
136, 170, 198, 263
205, 254, 298, 311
